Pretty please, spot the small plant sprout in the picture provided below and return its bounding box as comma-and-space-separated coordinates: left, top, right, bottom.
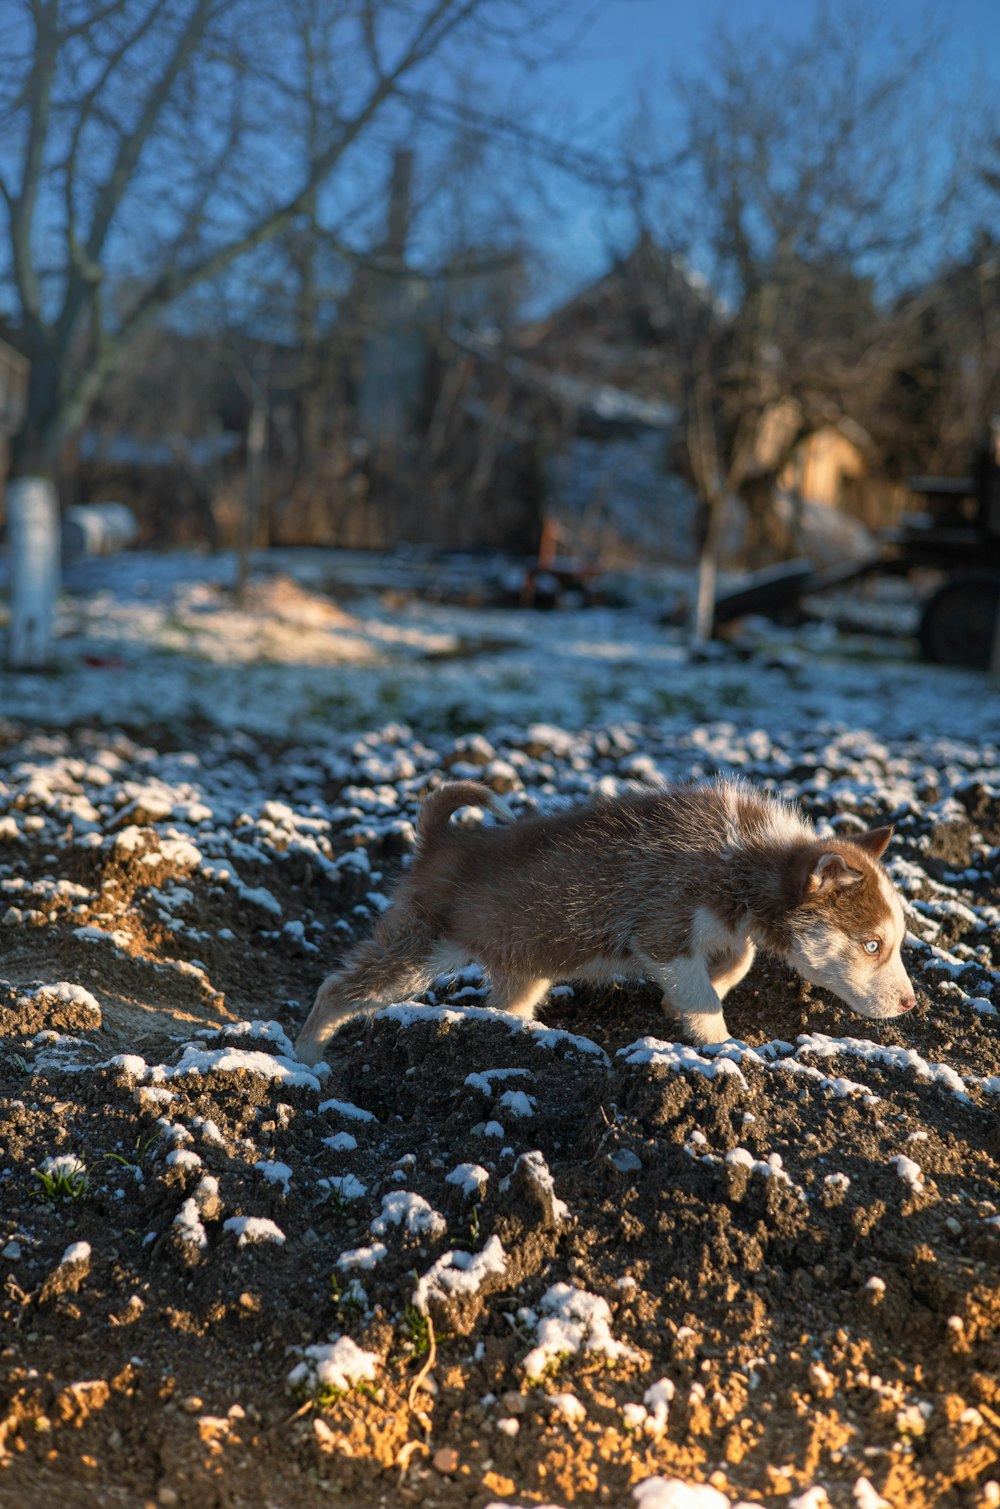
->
103, 1130, 159, 1181
402, 1301, 432, 1359
329, 1274, 368, 1315
321, 1173, 367, 1211
34, 1153, 89, 1201
450, 1203, 483, 1252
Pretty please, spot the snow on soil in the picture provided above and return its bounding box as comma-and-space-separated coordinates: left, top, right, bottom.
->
287, 1335, 380, 1396
521, 1281, 644, 1380
0, 546, 997, 742
0, 550, 998, 1508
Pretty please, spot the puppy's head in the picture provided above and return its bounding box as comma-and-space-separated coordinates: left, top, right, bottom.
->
783, 826, 915, 1021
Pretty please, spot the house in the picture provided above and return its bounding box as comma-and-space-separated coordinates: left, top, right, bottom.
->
754, 397, 870, 509
518, 232, 717, 408
469, 235, 719, 564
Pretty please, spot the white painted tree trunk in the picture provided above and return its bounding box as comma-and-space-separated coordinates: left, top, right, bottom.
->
690, 493, 725, 645
691, 550, 718, 644
7, 476, 59, 670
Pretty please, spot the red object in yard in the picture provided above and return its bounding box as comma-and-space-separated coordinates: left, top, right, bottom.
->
520, 516, 602, 608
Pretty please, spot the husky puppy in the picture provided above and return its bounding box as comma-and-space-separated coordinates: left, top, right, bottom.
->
294, 779, 915, 1065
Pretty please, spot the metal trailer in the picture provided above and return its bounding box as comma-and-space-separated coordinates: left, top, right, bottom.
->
713, 442, 1000, 670
891, 452, 1000, 668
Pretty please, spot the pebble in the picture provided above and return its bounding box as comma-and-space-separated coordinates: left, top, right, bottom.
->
607, 1148, 642, 1173
433, 1446, 459, 1473
180, 1395, 203, 1414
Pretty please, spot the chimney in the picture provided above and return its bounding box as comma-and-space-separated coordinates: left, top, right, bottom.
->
384, 149, 413, 262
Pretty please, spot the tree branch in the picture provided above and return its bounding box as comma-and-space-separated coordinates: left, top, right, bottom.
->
62, 0, 172, 294
56, 0, 218, 352
400, 83, 686, 190
8, 0, 59, 326
117, 0, 489, 340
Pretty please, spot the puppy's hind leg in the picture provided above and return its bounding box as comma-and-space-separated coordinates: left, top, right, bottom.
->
295, 928, 437, 1065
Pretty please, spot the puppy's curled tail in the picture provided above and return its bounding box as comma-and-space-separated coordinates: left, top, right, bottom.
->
417, 780, 516, 848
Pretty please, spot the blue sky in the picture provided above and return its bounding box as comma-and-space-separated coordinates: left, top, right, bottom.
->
460, 0, 1000, 302
542, 0, 1000, 113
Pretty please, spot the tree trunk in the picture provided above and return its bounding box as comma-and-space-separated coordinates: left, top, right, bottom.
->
691, 492, 726, 644
742, 471, 795, 565
7, 338, 102, 670
236, 394, 268, 604
7, 477, 60, 669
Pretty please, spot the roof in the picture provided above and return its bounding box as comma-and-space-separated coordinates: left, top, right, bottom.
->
522, 233, 719, 350
451, 328, 677, 432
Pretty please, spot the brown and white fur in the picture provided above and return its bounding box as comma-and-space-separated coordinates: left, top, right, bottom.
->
294, 779, 915, 1065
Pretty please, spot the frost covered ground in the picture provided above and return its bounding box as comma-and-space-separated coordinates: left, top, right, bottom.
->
0, 550, 998, 1509
0, 546, 988, 740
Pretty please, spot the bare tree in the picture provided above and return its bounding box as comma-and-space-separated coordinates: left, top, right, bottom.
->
876, 125, 1000, 478
2, 0, 562, 478
0, 0, 578, 662
643, 5, 974, 638
875, 236, 1000, 477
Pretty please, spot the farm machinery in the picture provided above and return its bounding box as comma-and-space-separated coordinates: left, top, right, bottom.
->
714, 441, 1000, 670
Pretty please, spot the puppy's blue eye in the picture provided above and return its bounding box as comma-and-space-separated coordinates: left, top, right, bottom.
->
863, 939, 880, 955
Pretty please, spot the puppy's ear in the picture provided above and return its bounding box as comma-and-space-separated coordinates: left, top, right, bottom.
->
805, 851, 864, 896
851, 824, 893, 860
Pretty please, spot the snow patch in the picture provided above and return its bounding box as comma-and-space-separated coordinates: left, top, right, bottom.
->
412, 1235, 507, 1314
60, 1241, 91, 1266
522, 1282, 642, 1380
223, 1216, 286, 1247
445, 1163, 489, 1198
336, 1243, 387, 1272
254, 1160, 293, 1191
632, 1478, 733, 1508
370, 1192, 446, 1240
317, 1097, 377, 1123
287, 1335, 378, 1396
156, 1045, 321, 1091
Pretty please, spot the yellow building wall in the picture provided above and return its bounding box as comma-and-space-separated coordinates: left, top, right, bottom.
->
779, 426, 866, 506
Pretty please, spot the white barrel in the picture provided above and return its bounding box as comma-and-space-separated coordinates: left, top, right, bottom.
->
62, 502, 138, 559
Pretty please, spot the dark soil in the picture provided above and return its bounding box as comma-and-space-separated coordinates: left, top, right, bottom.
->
0, 718, 998, 1509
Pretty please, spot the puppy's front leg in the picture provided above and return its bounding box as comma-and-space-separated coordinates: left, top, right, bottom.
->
484, 973, 552, 1021
710, 940, 756, 1001
637, 951, 731, 1046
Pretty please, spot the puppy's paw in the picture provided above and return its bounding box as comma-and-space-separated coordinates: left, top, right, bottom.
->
293, 1032, 328, 1067
679, 1011, 732, 1048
